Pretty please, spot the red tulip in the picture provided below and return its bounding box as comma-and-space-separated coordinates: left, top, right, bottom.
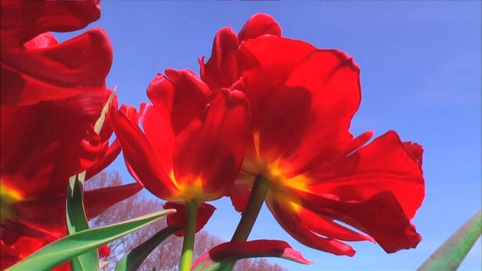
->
201, 14, 425, 256
111, 69, 250, 230
0, 1, 140, 268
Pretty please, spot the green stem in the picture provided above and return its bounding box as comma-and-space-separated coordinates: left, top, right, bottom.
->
221, 175, 269, 270
231, 175, 269, 241
179, 200, 198, 271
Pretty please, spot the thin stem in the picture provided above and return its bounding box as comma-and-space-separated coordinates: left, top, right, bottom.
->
220, 175, 269, 270
231, 175, 269, 241
179, 200, 198, 271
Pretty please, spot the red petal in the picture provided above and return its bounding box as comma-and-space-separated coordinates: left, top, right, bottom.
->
238, 13, 282, 42
173, 90, 250, 201
140, 103, 175, 175
84, 182, 143, 219
1, 92, 104, 197
293, 189, 422, 253
192, 239, 312, 270
310, 131, 425, 219
164, 201, 216, 237
283, 50, 362, 175
1, 1, 100, 45
200, 27, 240, 90
147, 70, 210, 135
267, 197, 356, 256
2, 29, 112, 106
110, 106, 178, 200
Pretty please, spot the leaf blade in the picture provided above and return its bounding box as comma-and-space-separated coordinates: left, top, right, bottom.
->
418, 210, 482, 271
115, 225, 181, 271
6, 209, 176, 271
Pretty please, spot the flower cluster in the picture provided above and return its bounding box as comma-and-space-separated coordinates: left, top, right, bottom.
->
1, 2, 425, 271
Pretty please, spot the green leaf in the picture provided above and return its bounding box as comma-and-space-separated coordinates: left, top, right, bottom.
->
418, 210, 481, 271
6, 209, 176, 271
191, 239, 312, 271
115, 224, 182, 271
67, 172, 99, 271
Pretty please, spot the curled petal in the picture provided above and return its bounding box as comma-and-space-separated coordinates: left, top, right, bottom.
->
294, 189, 422, 253
164, 201, 215, 237
199, 27, 240, 90
1, 0, 100, 45
2, 29, 112, 106
192, 239, 312, 270
267, 197, 356, 256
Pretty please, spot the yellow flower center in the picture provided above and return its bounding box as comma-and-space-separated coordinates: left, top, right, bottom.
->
0, 181, 24, 222
169, 171, 206, 201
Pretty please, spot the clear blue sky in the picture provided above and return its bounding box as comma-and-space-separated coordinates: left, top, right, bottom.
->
78, 1, 481, 270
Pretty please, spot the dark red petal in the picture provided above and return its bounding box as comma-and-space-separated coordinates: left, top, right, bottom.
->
192, 239, 312, 270
84, 182, 143, 219
200, 27, 240, 90
267, 196, 356, 256
164, 201, 216, 237
238, 13, 282, 42
0, 1, 100, 45
173, 90, 250, 201
110, 106, 178, 200
1, 92, 105, 197
2, 29, 112, 106
147, 71, 210, 134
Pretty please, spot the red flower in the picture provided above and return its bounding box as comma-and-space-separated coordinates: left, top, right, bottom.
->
110, 69, 250, 231
1, 0, 112, 106
201, 14, 425, 256
0, 1, 140, 268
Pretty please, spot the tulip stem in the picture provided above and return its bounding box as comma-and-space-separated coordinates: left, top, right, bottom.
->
179, 200, 198, 271
231, 175, 269, 241
220, 175, 269, 270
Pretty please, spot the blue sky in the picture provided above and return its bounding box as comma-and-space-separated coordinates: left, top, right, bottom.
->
79, 1, 481, 270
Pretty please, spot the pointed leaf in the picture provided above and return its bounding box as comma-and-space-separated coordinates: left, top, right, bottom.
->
418, 210, 481, 271
67, 172, 99, 271
6, 209, 176, 271
115, 224, 181, 271
191, 239, 312, 271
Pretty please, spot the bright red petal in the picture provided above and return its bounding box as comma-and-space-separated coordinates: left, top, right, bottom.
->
310, 131, 425, 219
147, 70, 210, 135
173, 90, 250, 201
110, 106, 178, 200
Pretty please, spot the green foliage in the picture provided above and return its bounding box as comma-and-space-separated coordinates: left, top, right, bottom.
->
115, 225, 181, 271
418, 210, 481, 271
6, 209, 176, 271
